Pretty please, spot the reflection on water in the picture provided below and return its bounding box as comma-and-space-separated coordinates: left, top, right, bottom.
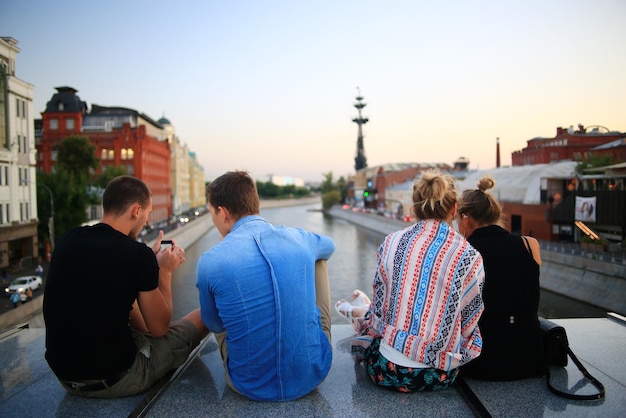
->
172, 203, 607, 321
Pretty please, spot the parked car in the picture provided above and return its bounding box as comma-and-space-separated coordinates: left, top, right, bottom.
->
4, 275, 43, 296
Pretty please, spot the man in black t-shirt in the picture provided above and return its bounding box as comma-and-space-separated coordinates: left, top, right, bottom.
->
44, 176, 208, 398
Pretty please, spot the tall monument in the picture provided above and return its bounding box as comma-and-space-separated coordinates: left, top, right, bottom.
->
352, 88, 369, 171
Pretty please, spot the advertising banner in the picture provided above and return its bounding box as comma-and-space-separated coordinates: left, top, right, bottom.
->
575, 196, 596, 222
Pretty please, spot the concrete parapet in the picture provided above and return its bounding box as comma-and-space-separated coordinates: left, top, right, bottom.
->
0, 295, 43, 329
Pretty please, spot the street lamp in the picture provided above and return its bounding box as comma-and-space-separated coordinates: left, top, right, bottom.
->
39, 184, 55, 251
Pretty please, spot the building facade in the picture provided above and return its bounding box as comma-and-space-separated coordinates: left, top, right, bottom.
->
0, 37, 38, 272
511, 125, 625, 166
159, 117, 192, 217
36, 87, 172, 224
188, 151, 206, 210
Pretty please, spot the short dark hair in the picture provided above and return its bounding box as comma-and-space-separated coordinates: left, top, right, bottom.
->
206, 171, 260, 219
102, 176, 151, 217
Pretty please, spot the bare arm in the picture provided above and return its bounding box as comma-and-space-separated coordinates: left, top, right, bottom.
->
524, 236, 542, 266
129, 300, 149, 333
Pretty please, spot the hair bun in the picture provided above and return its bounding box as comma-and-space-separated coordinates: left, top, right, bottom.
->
477, 175, 495, 192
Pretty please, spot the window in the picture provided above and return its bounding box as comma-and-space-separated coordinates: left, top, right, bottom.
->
66, 119, 74, 130
58, 102, 64, 111
50, 119, 58, 130
121, 148, 134, 160
5, 204, 9, 223
51, 150, 58, 161
100, 149, 115, 160
17, 135, 21, 152
22, 101, 26, 119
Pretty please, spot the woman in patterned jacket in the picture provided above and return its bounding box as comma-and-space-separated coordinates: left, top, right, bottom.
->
336, 170, 485, 392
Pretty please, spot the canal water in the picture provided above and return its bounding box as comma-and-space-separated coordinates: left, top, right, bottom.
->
171, 203, 607, 322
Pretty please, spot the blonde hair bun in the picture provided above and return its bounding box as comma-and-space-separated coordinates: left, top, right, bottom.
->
477, 175, 495, 193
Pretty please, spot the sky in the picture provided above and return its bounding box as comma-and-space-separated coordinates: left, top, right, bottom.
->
1, 1, 625, 183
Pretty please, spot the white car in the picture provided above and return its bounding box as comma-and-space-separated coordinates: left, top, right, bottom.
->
4, 275, 43, 297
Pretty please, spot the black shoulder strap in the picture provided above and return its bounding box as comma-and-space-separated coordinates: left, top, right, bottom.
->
546, 341, 605, 400
522, 235, 533, 258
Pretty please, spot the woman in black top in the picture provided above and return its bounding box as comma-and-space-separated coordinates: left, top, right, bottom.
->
457, 175, 545, 380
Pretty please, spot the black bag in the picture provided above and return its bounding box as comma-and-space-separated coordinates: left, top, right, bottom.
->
538, 317, 605, 400
539, 317, 568, 367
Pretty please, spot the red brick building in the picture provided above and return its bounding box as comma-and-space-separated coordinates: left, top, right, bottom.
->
511, 124, 625, 166
36, 87, 172, 223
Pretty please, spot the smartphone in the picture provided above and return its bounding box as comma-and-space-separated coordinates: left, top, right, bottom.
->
160, 240, 173, 250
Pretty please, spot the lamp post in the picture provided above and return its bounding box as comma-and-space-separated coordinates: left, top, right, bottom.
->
39, 184, 55, 251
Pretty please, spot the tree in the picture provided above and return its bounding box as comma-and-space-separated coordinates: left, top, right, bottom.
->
37, 136, 101, 246
575, 154, 611, 174
320, 171, 347, 210
56, 135, 99, 181
321, 172, 335, 193
321, 190, 341, 210
336, 176, 348, 203
95, 165, 127, 189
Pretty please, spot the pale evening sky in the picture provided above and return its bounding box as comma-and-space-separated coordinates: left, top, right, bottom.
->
1, 0, 625, 183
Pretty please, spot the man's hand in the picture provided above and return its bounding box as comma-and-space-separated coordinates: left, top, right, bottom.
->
156, 241, 185, 274
151, 230, 165, 254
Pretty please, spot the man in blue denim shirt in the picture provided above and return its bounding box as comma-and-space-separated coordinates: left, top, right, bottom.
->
196, 171, 335, 401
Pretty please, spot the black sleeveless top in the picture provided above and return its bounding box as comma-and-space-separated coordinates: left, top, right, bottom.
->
461, 225, 545, 380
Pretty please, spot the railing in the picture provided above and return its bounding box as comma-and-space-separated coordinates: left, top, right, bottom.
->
540, 240, 626, 265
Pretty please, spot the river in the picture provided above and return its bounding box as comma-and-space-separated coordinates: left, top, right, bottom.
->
171, 202, 607, 322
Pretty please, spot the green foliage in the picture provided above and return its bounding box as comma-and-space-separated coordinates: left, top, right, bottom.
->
56, 135, 99, 181
575, 154, 612, 174
255, 181, 310, 199
38, 169, 91, 243
321, 190, 341, 210
94, 166, 127, 189
321, 172, 335, 193
320, 171, 348, 210
37, 136, 101, 246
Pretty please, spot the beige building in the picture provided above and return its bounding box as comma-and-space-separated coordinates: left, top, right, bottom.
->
159, 117, 191, 216
0, 36, 39, 270
188, 151, 206, 210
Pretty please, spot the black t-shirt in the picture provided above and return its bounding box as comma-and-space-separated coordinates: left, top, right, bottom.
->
461, 225, 545, 381
44, 223, 159, 380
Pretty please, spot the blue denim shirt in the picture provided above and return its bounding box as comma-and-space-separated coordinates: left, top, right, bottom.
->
196, 215, 335, 401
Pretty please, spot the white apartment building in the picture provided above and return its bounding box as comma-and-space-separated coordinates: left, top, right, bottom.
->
0, 37, 39, 271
